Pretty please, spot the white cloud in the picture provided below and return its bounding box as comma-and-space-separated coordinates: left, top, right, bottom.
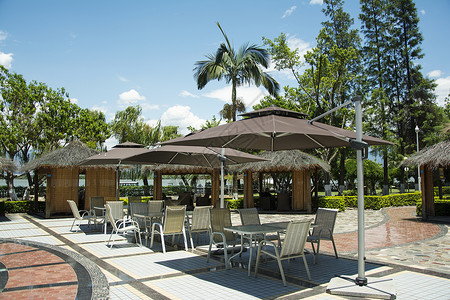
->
0, 52, 13, 69
69, 98, 78, 104
160, 105, 205, 135
0, 31, 7, 41
140, 102, 160, 111
104, 136, 119, 151
118, 75, 129, 82
179, 90, 199, 98
427, 70, 442, 78
309, 0, 323, 5
91, 105, 115, 121
204, 86, 269, 108
282, 6, 297, 18
287, 35, 312, 58
435, 76, 450, 106
118, 89, 146, 105
420, 9, 426, 15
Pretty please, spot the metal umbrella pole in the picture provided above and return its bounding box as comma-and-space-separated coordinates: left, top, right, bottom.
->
219, 148, 226, 208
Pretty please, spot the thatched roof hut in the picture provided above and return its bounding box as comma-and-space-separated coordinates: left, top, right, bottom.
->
0, 157, 17, 173
229, 150, 329, 173
400, 140, 450, 169
23, 141, 116, 217
21, 140, 99, 172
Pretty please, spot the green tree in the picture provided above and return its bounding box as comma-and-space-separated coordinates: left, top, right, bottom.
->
345, 158, 383, 194
188, 115, 222, 133
75, 108, 110, 150
194, 22, 279, 121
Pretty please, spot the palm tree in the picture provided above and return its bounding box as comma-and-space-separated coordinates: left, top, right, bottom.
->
194, 22, 279, 121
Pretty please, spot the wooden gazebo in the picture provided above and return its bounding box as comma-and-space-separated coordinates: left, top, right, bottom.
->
22, 141, 116, 218
230, 150, 329, 212
401, 139, 450, 220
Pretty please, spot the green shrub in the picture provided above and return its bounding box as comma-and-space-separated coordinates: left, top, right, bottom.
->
313, 196, 345, 211
417, 198, 450, 216
226, 198, 243, 209
0, 200, 45, 214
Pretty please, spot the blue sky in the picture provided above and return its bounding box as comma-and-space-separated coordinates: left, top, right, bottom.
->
1, 0, 449, 149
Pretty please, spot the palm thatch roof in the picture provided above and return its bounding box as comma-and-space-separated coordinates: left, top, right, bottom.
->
21, 140, 100, 172
0, 157, 17, 173
142, 164, 213, 174
400, 140, 450, 169
229, 150, 329, 173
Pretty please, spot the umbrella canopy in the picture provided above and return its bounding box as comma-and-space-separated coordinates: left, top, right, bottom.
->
125, 145, 266, 167
229, 150, 330, 173
162, 106, 392, 150
400, 139, 450, 169
79, 142, 149, 166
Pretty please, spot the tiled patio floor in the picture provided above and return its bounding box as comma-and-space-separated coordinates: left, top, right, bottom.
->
0, 206, 449, 299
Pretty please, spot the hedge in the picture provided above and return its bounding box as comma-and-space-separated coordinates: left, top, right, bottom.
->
313, 192, 421, 211
0, 200, 46, 215
416, 198, 450, 216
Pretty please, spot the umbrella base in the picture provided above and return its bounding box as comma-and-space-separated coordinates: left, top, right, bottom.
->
327, 275, 396, 299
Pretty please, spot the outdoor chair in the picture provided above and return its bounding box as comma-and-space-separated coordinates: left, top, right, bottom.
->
307, 208, 339, 264
207, 208, 239, 269
89, 196, 105, 229
105, 203, 142, 248
105, 201, 125, 234
255, 220, 312, 286
188, 206, 212, 249
130, 202, 148, 231
67, 200, 95, 232
127, 196, 142, 216
145, 200, 165, 236
150, 205, 188, 253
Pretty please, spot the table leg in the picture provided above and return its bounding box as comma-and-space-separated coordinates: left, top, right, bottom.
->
227, 234, 245, 268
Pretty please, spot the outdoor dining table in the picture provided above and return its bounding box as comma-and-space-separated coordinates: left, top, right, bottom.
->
224, 221, 316, 276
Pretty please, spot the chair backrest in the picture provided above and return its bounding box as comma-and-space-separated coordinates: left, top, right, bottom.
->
311, 208, 338, 239
148, 200, 164, 214
280, 220, 312, 257
106, 201, 124, 223
130, 202, 148, 217
90, 197, 104, 216
128, 196, 142, 203
163, 205, 186, 234
105, 204, 118, 231
177, 193, 192, 206
210, 208, 234, 242
191, 206, 212, 231
238, 208, 260, 226
67, 200, 81, 219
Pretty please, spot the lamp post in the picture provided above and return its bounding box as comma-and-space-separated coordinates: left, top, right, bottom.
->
415, 125, 421, 192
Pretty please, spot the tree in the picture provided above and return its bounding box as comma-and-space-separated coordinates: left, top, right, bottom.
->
188, 115, 222, 133
194, 22, 279, 121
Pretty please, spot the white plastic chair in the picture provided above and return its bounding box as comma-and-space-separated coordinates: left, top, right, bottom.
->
67, 200, 94, 232
255, 220, 312, 286
105, 204, 142, 248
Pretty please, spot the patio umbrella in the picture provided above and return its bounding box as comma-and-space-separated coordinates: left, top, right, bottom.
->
161, 105, 391, 150
123, 145, 267, 208
162, 103, 393, 292
80, 142, 149, 200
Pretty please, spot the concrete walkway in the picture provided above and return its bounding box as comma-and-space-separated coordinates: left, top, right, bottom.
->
0, 206, 449, 299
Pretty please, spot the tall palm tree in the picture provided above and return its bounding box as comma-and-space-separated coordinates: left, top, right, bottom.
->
194, 22, 279, 121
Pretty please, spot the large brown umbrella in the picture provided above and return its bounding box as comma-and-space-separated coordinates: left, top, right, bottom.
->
162, 106, 392, 150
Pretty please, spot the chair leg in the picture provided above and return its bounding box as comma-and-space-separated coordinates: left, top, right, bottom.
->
160, 232, 166, 253
207, 238, 213, 263
331, 237, 338, 259
223, 240, 229, 269
277, 258, 287, 286
70, 219, 76, 232
254, 243, 263, 278
314, 239, 321, 264
302, 255, 311, 280
189, 231, 195, 250
182, 229, 188, 251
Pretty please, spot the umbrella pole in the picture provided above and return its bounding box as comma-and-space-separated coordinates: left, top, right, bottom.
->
116, 163, 121, 201
354, 97, 366, 286
220, 148, 225, 208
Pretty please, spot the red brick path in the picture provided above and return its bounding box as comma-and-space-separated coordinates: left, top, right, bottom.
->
307, 206, 441, 254
0, 242, 78, 300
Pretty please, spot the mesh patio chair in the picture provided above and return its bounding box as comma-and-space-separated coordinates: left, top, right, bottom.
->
207, 208, 239, 269
130, 202, 148, 231
150, 205, 188, 253
105, 201, 125, 234
105, 203, 142, 248
146, 200, 165, 237
255, 220, 312, 286
188, 206, 212, 249
307, 208, 339, 264
67, 200, 94, 232
127, 196, 142, 216
89, 196, 105, 229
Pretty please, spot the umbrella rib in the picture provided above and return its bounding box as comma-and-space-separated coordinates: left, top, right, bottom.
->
222, 135, 240, 148
201, 154, 214, 168
305, 134, 326, 148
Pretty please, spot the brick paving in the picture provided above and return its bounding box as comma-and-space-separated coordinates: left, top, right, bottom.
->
0, 206, 448, 299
